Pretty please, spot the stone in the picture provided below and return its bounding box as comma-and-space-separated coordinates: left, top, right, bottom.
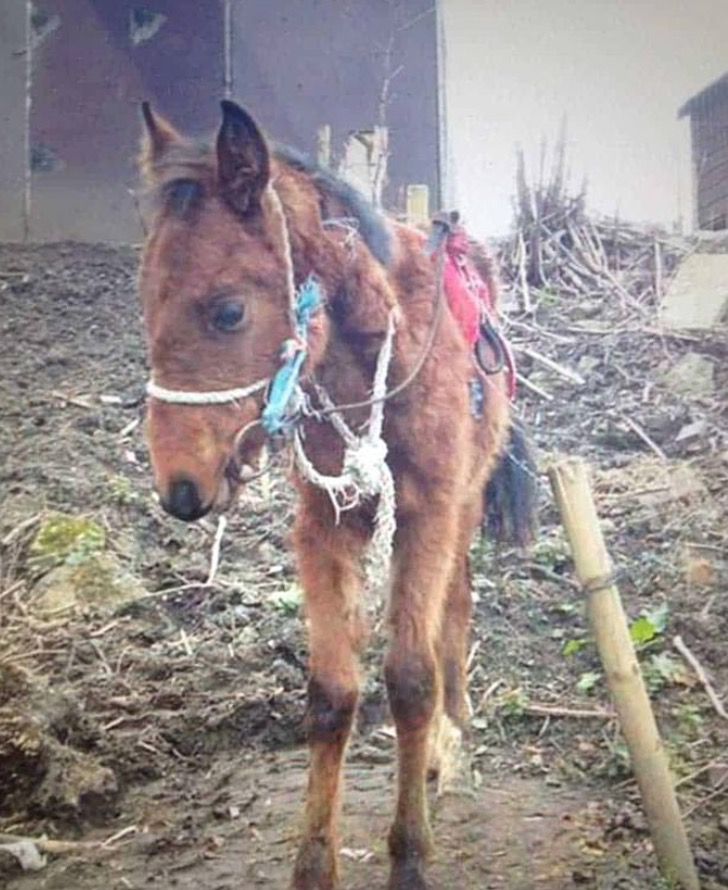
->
661, 352, 715, 397
661, 253, 728, 329
31, 553, 145, 615
675, 418, 708, 442
684, 556, 716, 587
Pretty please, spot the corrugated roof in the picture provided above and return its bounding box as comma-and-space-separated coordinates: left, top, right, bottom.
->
679, 71, 728, 119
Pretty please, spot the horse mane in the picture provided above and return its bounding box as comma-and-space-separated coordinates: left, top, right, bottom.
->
146, 138, 393, 268
274, 144, 392, 267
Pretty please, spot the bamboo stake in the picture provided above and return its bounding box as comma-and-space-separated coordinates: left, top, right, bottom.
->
516, 230, 532, 313
548, 458, 699, 890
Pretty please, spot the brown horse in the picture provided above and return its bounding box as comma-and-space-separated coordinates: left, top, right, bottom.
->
137, 100, 535, 890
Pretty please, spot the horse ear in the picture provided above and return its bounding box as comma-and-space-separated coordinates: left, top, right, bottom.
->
216, 100, 270, 215
139, 102, 181, 179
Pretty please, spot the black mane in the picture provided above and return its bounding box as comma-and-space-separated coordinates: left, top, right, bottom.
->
152, 138, 393, 268
274, 144, 393, 267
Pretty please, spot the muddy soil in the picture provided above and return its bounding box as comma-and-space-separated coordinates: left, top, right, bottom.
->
1, 243, 727, 889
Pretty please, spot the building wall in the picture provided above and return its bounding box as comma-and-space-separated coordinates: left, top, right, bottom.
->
0, 3, 27, 242
0, 0, 439, 243
229, 0, 440, 210
689, 89, 728, 229
29, 0, 224, 242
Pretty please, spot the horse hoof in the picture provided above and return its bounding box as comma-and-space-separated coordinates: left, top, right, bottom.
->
386, 857, 430, 890
292, 838, 339, 890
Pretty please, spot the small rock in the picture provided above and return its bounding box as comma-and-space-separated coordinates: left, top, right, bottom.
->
576, 354, 601, 375
661, 353, 715, 397
675, 418, 708, 442
684, 555, 716, 587
31, 553, 146, 615
235, 625, 258, 648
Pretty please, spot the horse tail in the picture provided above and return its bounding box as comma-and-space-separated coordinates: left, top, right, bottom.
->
483, 420, 538, 547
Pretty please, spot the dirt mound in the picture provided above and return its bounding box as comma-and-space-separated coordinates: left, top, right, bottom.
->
0, 662, 116, 822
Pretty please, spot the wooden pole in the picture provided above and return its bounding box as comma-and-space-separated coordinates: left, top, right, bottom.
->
548, 458, 700, 890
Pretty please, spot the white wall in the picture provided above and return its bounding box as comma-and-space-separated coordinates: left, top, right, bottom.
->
443, 0, 728, 238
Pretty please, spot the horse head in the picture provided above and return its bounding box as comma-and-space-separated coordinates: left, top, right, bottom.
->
138, 101, 327, 520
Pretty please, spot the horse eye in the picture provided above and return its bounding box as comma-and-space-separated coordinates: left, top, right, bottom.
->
211, 301, 245, 333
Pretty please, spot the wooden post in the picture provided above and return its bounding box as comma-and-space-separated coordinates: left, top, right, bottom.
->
316, 125, 331, 169
549, 458, 700, 890
406, 184, 430, 228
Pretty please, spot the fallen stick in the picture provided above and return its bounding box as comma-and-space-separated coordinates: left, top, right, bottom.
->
0, 825, 137, 856
50, 390, 94, 410
549, 459, 699, 890
619, 414, 668, 461
682, 780, 728, 819
516, 373, 553, 401
505, 317, 576, 344
515, 344, 585, 385
118, 417, 141, 439
206, 515, 228, 585
523, 703, 614, 720
516, 230, 532, 313
0, 580, 25, 603
1, 513, 43, 547
675, 757, 728, 789
674, 634, 728, 721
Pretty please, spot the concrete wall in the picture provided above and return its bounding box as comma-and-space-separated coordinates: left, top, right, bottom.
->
0, 0, 439, 243
29, 0, 224, 242
0, 3, 27, 241
229, 0, 440, 210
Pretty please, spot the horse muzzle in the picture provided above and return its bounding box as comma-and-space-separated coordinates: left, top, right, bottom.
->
160, 476, 211, 522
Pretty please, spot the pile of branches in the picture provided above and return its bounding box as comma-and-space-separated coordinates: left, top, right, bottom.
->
498, 131, 689, 315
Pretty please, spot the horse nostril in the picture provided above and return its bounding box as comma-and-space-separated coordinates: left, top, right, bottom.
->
163, 477, 209, 522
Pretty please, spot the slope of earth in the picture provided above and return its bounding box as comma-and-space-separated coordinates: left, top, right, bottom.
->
0, 242, 726, 889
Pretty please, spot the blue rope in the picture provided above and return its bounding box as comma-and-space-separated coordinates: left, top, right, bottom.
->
261, 276, 324, 436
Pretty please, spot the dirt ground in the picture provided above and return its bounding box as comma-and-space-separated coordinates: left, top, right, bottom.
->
1, 242, 727, 889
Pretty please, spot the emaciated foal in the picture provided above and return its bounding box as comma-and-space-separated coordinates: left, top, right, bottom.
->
137, 100, 535, 890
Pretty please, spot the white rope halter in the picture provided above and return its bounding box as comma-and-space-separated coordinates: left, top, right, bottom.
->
145, 378, 268, 405
146, 182, 297, 407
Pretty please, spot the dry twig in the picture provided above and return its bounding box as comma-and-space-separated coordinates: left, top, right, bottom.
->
673, 635, 728, 721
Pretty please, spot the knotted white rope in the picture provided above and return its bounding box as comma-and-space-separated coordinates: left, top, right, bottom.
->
145, 378, 268, 405
293, 311, 398, 596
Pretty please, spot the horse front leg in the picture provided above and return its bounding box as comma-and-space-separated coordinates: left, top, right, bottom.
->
385, 507, 459, 890
292, 506, 367, 890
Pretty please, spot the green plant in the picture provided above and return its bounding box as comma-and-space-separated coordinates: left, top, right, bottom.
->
470, 535, 495, 571
602, 739, 631, 779
499, 687, 529, 718
642, 653, 688, 694
535, 288, 560, 308
108, 474, 142, 506
576, 671, 601, 695
674, 703, 704, 737
629, 602, 669, 648
28, 513, 105, 571
270, 584, 302, 615
562, 637, 589, 656
531, 531, 570, 571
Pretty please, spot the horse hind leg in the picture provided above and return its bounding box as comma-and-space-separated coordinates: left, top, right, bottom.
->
428, 549, 474, 795
384, 507, 460, 890
292, 508, 367, 890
